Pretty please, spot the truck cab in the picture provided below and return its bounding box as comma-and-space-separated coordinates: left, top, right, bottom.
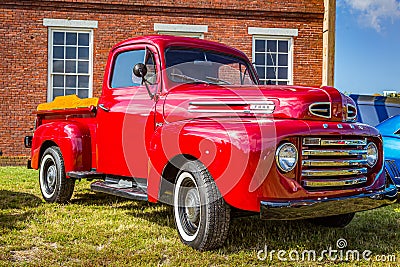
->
26, 35, 397, 251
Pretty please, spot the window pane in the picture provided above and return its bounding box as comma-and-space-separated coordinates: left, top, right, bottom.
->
278, 41, 288, 53
255, 54, 265, 65
66, 75, 77, 87
53, 60, 64, 73
53, 46, 64, 59
78, 76, 89, 88
255, 40, 265, 52
53, 75, 64, 87
278, 81, 288, 85
66, 89, 76, 95
266, 53, 276, 66
66, 47, 76, 59
66, 33, 77, 45
51, 30, 92, 101
144, 53, 157, 85
78, 47, 89, 59
278, 54, 288, 66
53, 32, 64, 45
78, 33, 89, 46
267, 67, 276, 79
256, 67, 265, 79
78, 61, 89, 74
278, 67, 288, 79
53, 88, 64, 98
111, 49, 146, 88
65, 60, 76, 73
77, 89, 89, 98
267, 40, 277, 52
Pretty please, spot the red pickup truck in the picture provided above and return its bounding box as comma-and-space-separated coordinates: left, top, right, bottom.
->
25, 35, 397, 250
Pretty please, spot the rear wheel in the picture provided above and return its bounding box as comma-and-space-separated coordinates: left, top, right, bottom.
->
39, 146, 75, 203
173, 160, 230, 251
310, 212, 355, 228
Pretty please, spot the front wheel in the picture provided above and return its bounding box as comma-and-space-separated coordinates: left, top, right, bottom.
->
173, 160, 230, 251
310, 212, 355, 228
39, 146, 75, 203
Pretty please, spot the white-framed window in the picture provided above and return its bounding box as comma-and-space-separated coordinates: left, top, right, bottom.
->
44, 19, 97, 101
154, 23, 208, 39
249, 27, 298, 85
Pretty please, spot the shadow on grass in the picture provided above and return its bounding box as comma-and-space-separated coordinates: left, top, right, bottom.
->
72, 189, 173, 228
223, 205, 400, 255
0, 190, 42, 234
0, 190, 42, 210
70, 189, 400, 254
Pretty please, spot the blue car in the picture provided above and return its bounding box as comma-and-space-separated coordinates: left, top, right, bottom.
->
376, 115, 400, 189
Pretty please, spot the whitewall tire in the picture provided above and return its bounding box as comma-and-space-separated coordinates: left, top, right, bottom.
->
173, 160, 230, 251
39, 146, 75, 203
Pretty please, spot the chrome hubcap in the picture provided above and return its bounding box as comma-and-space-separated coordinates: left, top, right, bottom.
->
47, 165, 56, 188
185, 188, 200, 223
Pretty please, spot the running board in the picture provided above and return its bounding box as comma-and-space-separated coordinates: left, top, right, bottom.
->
90, 181, 148, 201
67, 171, 105, 180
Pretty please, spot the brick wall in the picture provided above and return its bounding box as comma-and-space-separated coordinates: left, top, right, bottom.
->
0, 0, 324, 165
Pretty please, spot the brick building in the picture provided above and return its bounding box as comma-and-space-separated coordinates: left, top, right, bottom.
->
0, 0, 327, 165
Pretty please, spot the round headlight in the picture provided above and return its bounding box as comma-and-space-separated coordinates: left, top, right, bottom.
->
276, 143, 298, 172
366, 142, 378, 167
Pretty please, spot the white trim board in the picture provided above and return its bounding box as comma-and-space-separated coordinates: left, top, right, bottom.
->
43, 18, 98, 29
154, 23, 208, 33
248, 27, 298, 37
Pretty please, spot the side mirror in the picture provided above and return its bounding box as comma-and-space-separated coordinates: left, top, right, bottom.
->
133, 63, 147, 78
133, 63, 154, 100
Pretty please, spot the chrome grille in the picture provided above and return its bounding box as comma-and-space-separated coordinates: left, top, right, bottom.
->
309, 102, 331, 119
301, 137, 369, 190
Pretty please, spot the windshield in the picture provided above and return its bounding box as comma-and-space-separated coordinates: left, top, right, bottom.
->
165, 48, 257, 85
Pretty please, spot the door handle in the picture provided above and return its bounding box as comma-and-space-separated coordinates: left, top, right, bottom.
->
98, 104, 110, 112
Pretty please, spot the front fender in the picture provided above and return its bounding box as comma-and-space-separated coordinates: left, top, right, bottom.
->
147, 118, 280, 211
31, 121, 92, 172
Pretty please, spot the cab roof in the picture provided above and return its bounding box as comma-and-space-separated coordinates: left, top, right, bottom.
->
111, 35, 250, 60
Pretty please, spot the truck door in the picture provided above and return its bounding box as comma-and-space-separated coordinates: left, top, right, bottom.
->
96, 45, 160, 178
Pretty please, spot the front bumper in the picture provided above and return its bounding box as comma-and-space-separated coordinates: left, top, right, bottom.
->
260, 184, 398, 220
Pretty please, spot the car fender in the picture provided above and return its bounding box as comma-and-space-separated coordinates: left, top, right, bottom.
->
147, 118, 278, 211
31, 121, 92, 173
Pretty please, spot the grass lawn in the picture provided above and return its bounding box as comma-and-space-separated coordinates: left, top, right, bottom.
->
0, 167, 399, 266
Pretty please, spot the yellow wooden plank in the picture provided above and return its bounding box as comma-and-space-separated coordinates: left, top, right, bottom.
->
37, 95, 99, 111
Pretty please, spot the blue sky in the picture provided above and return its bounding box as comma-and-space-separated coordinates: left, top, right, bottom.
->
335, 0, 400, 95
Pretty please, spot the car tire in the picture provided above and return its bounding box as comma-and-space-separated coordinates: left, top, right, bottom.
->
173, 160, 230, 251
39, 146, 75, 203
310, 212, 355, 228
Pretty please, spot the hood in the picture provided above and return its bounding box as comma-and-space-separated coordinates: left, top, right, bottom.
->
162, 84, 355, 123
376, 115, 400, 136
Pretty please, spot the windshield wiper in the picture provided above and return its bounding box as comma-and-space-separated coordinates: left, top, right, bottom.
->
205, 76, 231, 85
170, 73, 208, 84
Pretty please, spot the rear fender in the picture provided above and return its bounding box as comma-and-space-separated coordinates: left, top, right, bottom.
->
31, 121, 92, 173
